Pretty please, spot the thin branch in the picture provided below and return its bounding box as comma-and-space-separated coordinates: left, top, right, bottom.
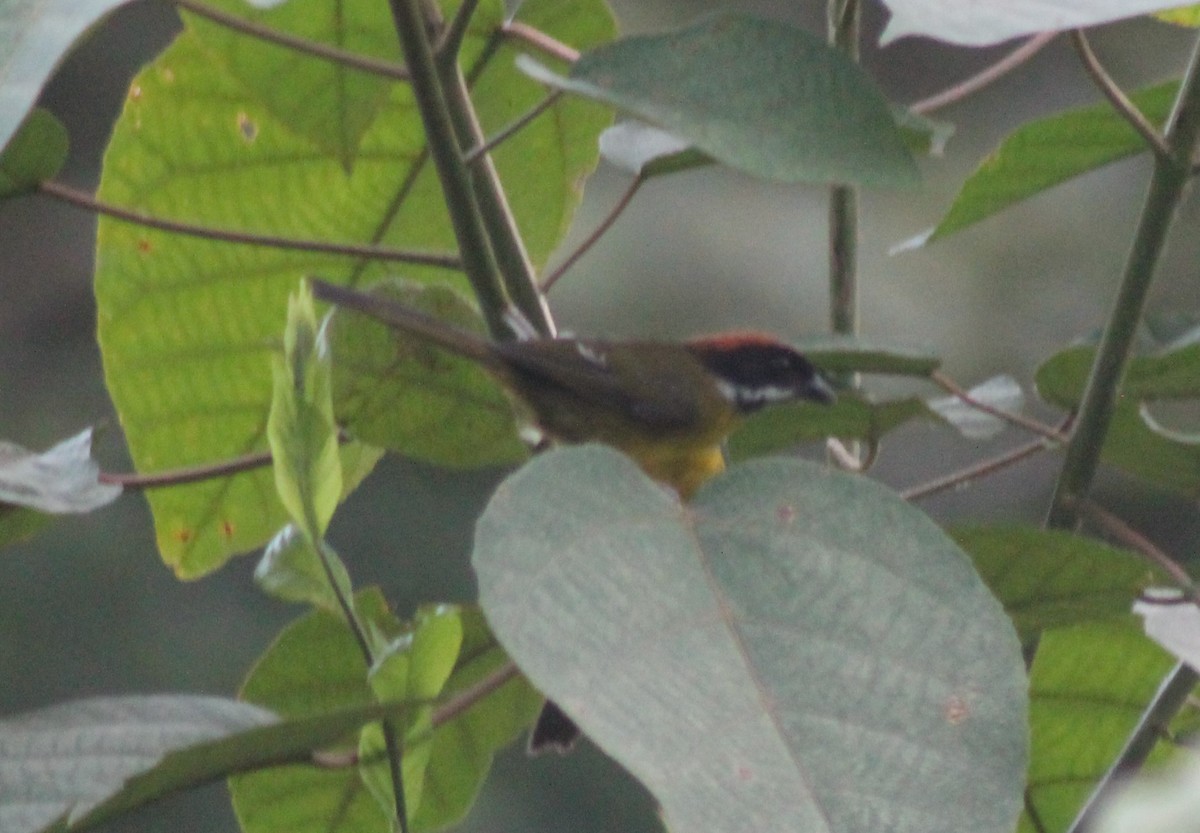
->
901, 415, 1073, 501
1066, 662, 1200, 833
500, 21, 580, 63
435, 0, 481, 58
1070, 29, 1170, 159
40, 180, 461, 269
431, 660, 520, 726
1072, 498, 1200, 606
541, 175, 643, 291
99, 449, 273, 490
174, 0, 410, 81
930, 370, 1070, 442
911, 32, 1057, 115
464, 90, 563, 165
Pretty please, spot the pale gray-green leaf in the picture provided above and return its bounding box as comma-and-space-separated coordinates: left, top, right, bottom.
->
0, 1, 135, 151
0, 695, 275, 833
475, 446, 1027, 833
520, 13, 917, 186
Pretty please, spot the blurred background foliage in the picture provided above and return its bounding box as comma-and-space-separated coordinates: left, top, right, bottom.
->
2, 1, 1199, 831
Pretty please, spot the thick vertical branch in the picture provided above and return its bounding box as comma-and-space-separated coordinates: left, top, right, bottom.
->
1046, 34, 1200, 527
827, 0, 861, 382
386, 0, 511, 338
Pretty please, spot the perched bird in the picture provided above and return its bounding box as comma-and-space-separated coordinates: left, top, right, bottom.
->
310, 279, 835, 498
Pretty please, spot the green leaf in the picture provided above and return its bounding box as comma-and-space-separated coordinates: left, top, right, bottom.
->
799, 338, 942, 377
917, 82, 1178, 244
231, 589, 396, 833
1037, 340, 1200, 405
94, 0, 614, 577
0, 695, 275, 833
0, 503, 51, 549
0, 108, 67, 197
182, 0, 406, 171
1021, 620, 1178, 833
268, 286, 342, 540
0, 1, 132, 153
231, 592, 537, 833
326, 279, 527, 467
1158, 5, 1200, 25
952, 525, 1165, 642
521, 12, 917, 186
361, 607, 464, 821
0, 429, 121, 514
475, 445, 1028, 833
728, 393, 930, 460
1036, 341, 1200, 495
410, 607, 541, 831
254, 523, 353, 612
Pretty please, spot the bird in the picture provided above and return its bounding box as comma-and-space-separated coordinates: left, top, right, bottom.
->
309, 278, 835, 499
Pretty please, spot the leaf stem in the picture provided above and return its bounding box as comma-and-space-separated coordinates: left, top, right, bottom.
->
930, 370, 1069, 441
901, 415, 1073, 501
1070, 29, 1170, 159
39, 181, 460, 268
1065, 662, 1199, 833
1046, 32, 1200, 528
173, 0, 411, 81
500, 21, 579, 63
1072, 498, 1200, 605
387, 0, 512, 338
463, 90, 563, 165
910, 32, 1057, 115
542, 175, 643, 291
99, 449, 273, 489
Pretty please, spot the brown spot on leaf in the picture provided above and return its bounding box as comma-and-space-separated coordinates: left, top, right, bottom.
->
943, 694, 970, 725
136, 239, 152, 254
220, 519, 235, 540
172, 527, 193, 544
128, 84, 142, 102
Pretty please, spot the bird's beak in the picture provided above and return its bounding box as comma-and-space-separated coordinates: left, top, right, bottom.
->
803, 372, 838, 405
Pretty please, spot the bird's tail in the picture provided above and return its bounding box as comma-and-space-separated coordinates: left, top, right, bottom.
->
309, 278, 500, 369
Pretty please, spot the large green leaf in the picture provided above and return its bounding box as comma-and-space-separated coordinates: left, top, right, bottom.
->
916, 82, 1178, 245
1021, 620, 1179, 833
183, 0, 407, 171
953, 525, 1165, 642
475, 445, 1028, 833
522, 12, 917, 186
94, 0, 615, 577
0, 0, 134, 152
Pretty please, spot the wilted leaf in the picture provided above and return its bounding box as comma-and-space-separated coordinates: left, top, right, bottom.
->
0, 429, 120, 514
